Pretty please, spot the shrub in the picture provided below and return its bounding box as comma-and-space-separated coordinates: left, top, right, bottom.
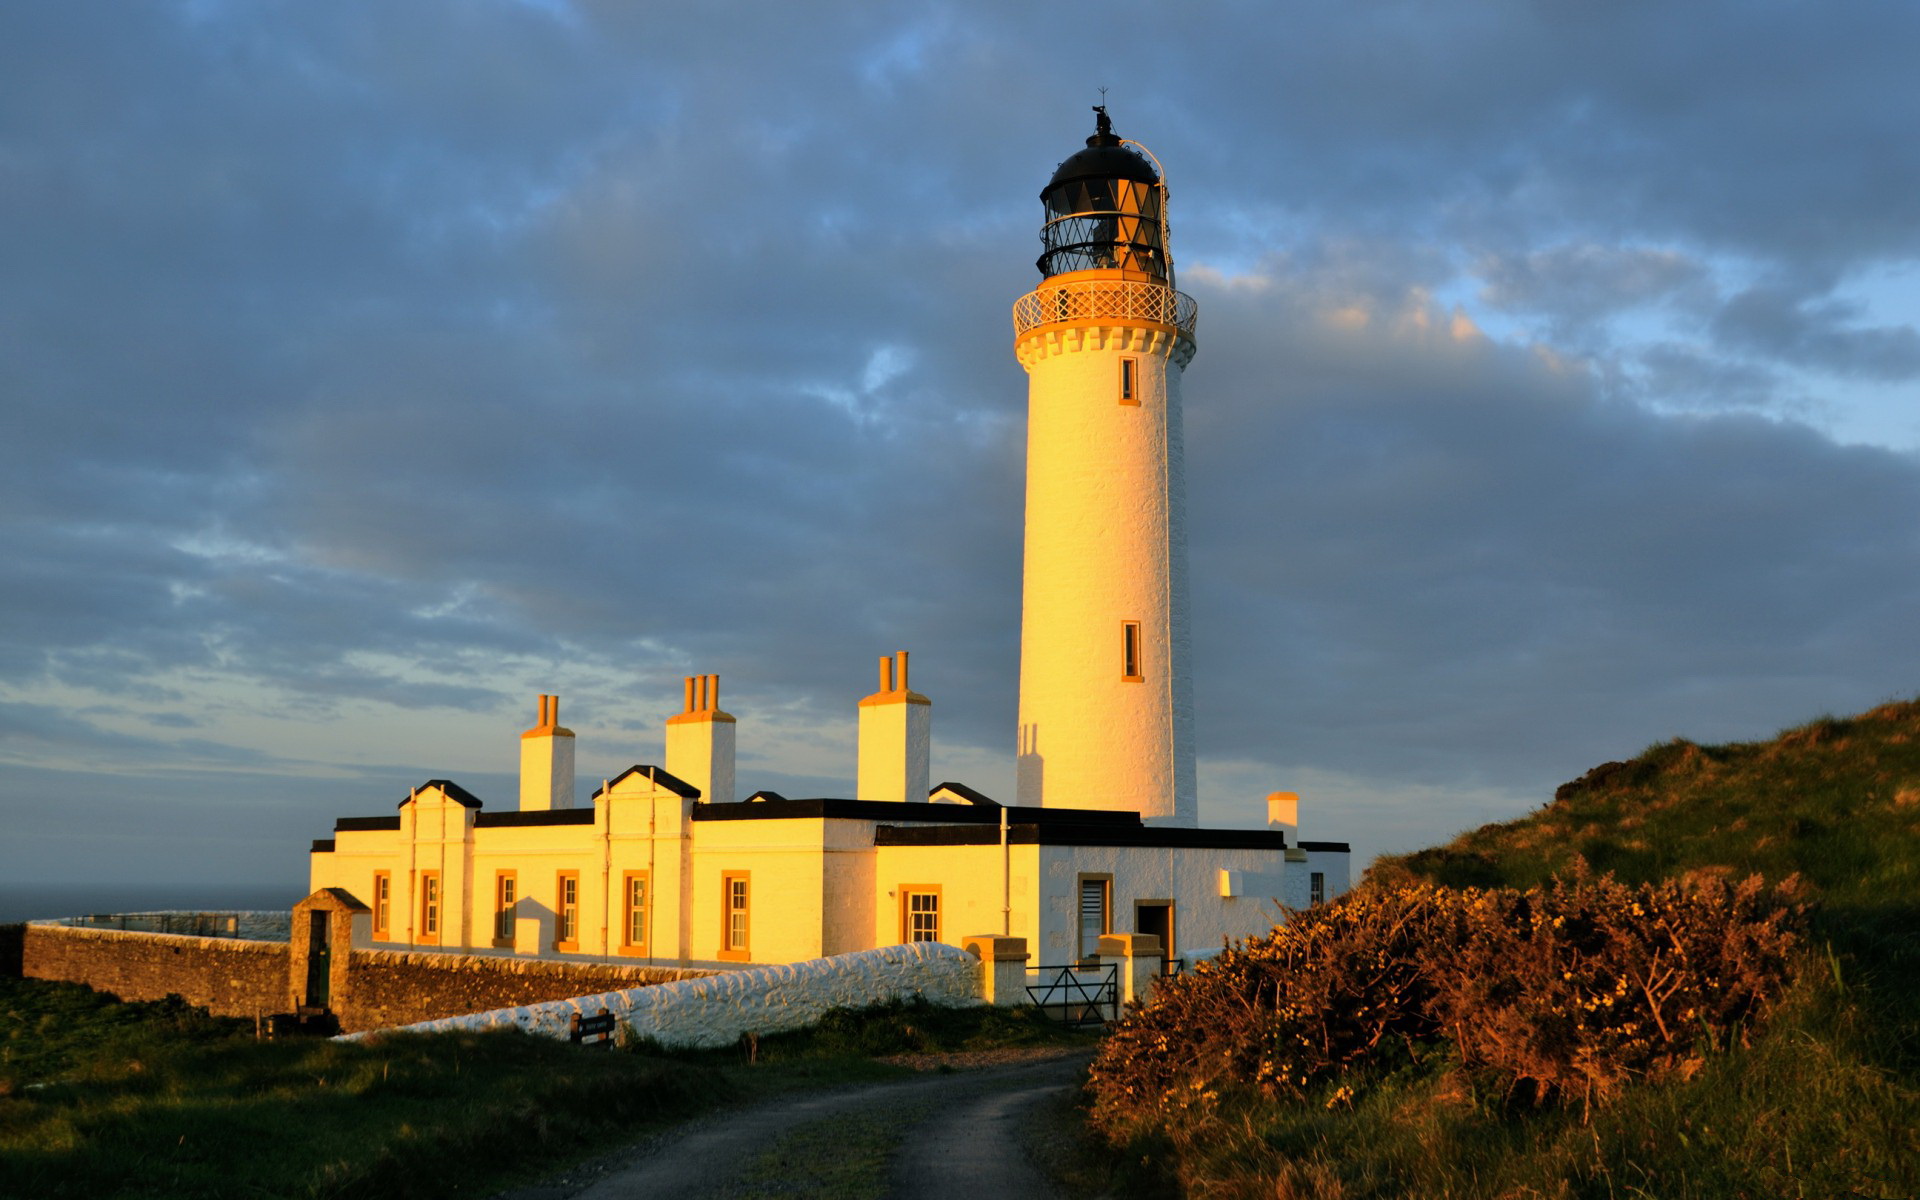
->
1088, 873, 1802, 1134
1089, 885, 1460, 1127
1436, 871, 1801, 1110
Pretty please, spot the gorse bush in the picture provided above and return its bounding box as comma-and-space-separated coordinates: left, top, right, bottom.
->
1088, 871, 1801, 1134
1437, 872, 1799, 1107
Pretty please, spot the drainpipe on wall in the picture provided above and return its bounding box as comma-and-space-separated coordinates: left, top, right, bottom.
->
1001, 804, 1011, 937
646, 790, 657, 967
406, 787, 417, 944
601, 778, 612, 962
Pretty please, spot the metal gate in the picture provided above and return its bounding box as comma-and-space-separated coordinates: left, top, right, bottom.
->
1025, 962, 1118, 1026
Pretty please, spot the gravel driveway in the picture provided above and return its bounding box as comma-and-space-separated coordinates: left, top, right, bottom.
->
496, 1047, 1094, 1200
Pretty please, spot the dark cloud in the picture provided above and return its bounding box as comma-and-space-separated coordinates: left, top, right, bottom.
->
3, 1, 1919, 881
1476, 245, 1711, 336
1712, 284, 1920, 382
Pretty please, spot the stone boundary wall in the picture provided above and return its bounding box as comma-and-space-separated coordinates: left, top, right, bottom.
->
348, 942, 984, 1048
21, 923, 288, 1018
341, 949, 711, 1034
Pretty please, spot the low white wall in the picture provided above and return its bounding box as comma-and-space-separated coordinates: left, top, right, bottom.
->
340, 941, 984, 1049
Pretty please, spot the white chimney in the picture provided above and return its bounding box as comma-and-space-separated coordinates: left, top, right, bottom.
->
519, 694, 576, 811
858, 651, 930, 803
665, 673, 735, 804
1266, 791, 1299, 842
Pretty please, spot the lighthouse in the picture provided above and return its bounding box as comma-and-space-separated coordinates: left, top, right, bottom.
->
1014, 108, 1198, 826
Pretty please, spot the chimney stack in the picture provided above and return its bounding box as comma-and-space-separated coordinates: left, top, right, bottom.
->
666, 673, 735, 804
1266, 791, 1299, 842
858, 651, 931, 803
519, 694, 577, 811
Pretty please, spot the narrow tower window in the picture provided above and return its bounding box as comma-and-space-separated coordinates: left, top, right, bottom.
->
1121, 621, 1144, 681
1119, 356, 1139, 405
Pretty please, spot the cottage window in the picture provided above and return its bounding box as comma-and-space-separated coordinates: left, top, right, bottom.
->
901, 887, 941, 943
493, 872, 517, 943
1310, 871, 1326, 906
556, 871, 580, 951
622, 871, 650, 954
419, 871, 441, 945
720, 871, 750, 961
372, 872, 391, 939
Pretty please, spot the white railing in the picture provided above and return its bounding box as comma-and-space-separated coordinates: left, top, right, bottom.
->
1013, 279, 1198, 339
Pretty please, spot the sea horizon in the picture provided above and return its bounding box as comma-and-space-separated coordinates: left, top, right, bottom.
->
0, 882, 305, 925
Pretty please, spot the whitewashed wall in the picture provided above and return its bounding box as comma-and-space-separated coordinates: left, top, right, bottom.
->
339, 941, 983, 1049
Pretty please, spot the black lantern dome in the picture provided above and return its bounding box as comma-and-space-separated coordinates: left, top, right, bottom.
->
1037, 107, 1169, 281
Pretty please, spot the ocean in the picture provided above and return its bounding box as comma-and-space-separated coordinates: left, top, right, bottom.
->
0, 882, 304, 925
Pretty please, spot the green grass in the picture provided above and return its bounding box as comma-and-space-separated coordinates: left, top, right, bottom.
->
0, 981, 1092, 1199
1091, 698, 1920, 1197
0, 975, 732, 1199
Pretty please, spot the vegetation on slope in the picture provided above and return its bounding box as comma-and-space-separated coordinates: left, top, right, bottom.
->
0, 981, 1088, 1199
1083, 699, 1920, 1198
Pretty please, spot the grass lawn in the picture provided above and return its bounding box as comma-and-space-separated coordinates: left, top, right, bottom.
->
0, 977, 1092, 1199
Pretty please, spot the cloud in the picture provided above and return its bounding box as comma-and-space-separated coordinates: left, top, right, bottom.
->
4, 1, 1920, 882
1712, 283, 1920, 382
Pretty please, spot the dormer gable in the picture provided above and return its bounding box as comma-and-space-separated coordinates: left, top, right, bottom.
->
929, 781, 1000, 807
592, 764, 701, 800
396, 779, 484, 810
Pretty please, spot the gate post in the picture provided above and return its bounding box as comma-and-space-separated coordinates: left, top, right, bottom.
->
961, 935, 1029, 1006
1097, 932, 1162, 1011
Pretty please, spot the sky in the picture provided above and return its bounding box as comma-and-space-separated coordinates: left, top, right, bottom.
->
4, 1, 1920, 892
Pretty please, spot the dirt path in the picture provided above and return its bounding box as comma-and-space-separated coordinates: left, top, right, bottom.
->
504, 1048, 1092, 1200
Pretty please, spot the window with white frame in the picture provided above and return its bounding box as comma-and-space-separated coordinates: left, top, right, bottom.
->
901, 888, 940, 943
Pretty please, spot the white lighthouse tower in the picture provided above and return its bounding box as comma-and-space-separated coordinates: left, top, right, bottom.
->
1014, 108, 1198, 826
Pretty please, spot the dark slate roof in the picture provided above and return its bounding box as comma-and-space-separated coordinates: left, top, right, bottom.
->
395, 779, 484, 810
475, 808, 595, 828
591, 764, 701, 800
311, 839, 336, 853
692, 796, 1138, 827
335, 816, 401, 832
875, 822, 1294, 851
744, 789, 789, 803
1296, 841, 1352, 853
928, 781, 1000, 807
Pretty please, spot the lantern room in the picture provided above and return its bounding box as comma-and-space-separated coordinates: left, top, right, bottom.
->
1037, 107, 1169, 282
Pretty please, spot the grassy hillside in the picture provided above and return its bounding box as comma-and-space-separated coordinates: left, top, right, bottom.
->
1081, 698, 1920, 1198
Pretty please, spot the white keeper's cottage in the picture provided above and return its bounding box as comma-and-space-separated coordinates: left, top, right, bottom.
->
306, 109, 1350, 975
